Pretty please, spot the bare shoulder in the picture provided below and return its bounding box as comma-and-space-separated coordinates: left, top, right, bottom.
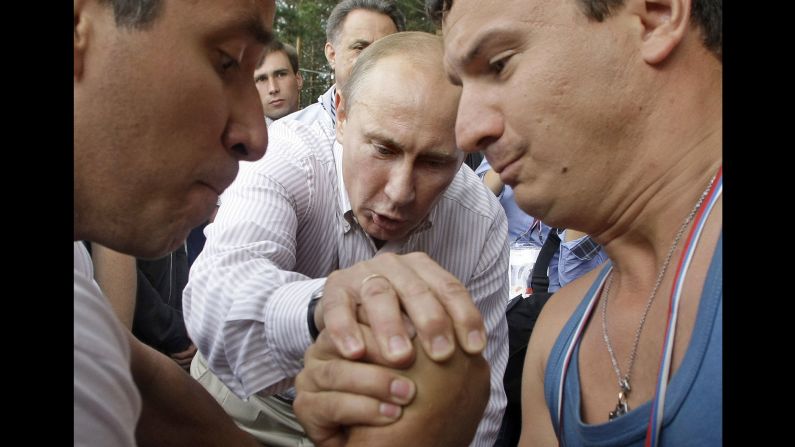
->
518, 266, 605, 446
532, 266, 604, 362
347, 338, 490, 447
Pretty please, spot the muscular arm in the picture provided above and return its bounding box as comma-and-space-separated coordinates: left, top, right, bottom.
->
518, 270, 600, 446
516, 311, 558, 446
128, 332, 260, 447
92, 243, 137, 329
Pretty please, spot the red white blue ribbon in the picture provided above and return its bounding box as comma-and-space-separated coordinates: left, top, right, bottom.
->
556, 167, 723, 445
645, 167, 722, 447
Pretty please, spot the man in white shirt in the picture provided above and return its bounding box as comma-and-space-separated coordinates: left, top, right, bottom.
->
254, 40, 303, 126
184, 31, 509, 447
74, 0, 276, 445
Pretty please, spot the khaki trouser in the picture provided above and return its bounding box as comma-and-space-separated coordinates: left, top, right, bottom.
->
191, 352, 314, 447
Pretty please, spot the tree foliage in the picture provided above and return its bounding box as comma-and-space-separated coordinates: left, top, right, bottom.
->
273, 0, 436, 108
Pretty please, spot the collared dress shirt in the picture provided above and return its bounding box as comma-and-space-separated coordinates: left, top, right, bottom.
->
183, 95, 510, 447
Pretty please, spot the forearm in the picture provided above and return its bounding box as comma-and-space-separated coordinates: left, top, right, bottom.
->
92, 243, 137, 329
464, 213, 511, 446
184, 167, 325, 397
185, 251, 326, 396
128, 334, 260, 447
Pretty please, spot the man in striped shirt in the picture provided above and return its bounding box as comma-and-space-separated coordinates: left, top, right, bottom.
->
184, 31, 509, 447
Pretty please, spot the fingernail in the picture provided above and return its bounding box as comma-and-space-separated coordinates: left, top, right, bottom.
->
379, 402, 402, 419
390, 378, 414, 400
343, 336, 363, 356
431, 335, 453, 358
467, 330, 486, 352
389, 335, 410, 358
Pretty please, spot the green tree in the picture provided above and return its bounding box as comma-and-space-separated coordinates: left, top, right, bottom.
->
273, 0, 436, 109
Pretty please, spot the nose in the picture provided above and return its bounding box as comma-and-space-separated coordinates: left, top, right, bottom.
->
455, 86, 504, 153
384, 162, 415, 208
222, 83, 268, 162
267, 77, 279, 95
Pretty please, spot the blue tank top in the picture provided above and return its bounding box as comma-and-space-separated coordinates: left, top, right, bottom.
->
544, 234, 722, 446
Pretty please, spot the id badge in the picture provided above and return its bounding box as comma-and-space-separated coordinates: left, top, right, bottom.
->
509, 241, 541, 299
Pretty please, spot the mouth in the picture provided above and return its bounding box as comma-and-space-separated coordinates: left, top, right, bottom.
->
491, 154, 523, 187
371, 212, 407, 232
268, 99, 285, 106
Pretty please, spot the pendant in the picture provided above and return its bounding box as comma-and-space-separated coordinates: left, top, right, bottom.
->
608, 378, 631, 421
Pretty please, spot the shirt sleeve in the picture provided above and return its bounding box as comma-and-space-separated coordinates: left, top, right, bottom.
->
182, 122, 327, 399
556, 231, 609, 287
465, 205, 510, 447
74, 271, 141, 447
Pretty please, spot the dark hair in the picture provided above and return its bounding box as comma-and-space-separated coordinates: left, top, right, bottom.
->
326, 0, 406, 44
258, 40, 300, 74
425, 0, 721, 58
99, 0, 163, 28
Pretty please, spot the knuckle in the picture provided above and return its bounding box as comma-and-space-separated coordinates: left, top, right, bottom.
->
401, 283, 433, 301
413, 312, 451, 333
360, 279, 392, 296
317, 359, 342, 388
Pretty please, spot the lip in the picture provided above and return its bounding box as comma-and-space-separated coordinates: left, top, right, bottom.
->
268, 98, 285, 106
489, 151, 523, 186
202, 167, 238, 198
497, 157, 522, 187
371, 212, 407, 232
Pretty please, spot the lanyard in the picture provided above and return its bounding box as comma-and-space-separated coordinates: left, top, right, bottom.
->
645, 167, 722, 446
556, 167, 722, 444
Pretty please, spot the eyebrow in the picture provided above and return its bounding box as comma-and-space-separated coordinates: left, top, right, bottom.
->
365, 131, 458, 163
366, 131, 404, 152
215, 13, 274, 46
454, 27, 518, 68
241, 15, 274, 45
348, 39, 372, 49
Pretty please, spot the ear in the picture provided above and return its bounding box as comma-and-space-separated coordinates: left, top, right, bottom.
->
324, 42, 336, 71
335, 91, 346, 143
74, 0, 91, 80
633, 0, 691, 65
296, 72, 304, 90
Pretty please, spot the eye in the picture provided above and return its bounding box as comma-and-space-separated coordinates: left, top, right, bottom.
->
373, 144, 392, 156
218, 51, 240, 74
488, 50, 515, 76
254, 74, 267, 83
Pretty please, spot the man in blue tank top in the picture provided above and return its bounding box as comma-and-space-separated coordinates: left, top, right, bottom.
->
425, 0, 723, 445
300, 1, 722, 445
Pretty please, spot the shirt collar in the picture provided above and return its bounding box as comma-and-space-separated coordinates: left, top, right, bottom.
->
332, 140, 353, 226
319, 85, 337, 126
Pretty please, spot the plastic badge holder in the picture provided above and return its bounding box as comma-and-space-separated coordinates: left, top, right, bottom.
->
509, 241, 541, 299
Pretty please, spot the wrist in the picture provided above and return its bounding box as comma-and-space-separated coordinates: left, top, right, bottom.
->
307, 289, 322, 340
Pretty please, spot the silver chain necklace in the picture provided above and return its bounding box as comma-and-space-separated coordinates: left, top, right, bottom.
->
600, 172, 717, 421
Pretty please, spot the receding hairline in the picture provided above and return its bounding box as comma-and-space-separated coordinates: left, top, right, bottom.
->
342, 32, 447, 109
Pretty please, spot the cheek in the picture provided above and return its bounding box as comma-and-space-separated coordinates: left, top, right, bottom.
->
414, 173, 454, 210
